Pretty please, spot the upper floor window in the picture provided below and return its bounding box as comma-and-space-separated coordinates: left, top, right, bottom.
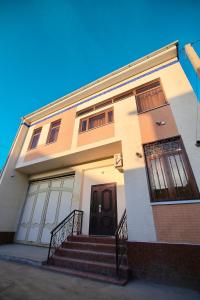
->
135, 80, 167, 113
79, 109, 113, 133
144, 137, 199, 202
28, 127, 42, 150
46, 119, 61, 144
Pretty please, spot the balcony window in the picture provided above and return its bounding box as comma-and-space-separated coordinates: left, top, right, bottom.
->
79, 109, 114, 133
135, 80, 167, 113
28, 127, 42, 150
88, 113, 105, 130
47, 120, 61, 144
144, 137, 199, 202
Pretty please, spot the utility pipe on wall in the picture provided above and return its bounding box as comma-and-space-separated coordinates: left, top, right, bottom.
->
185, 43, 200, 78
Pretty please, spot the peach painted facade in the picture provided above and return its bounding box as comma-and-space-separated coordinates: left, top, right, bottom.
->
77, 123, 114, 146
24, 108, 76, 162
0, 41, 200, 251
138, 104, 179, 144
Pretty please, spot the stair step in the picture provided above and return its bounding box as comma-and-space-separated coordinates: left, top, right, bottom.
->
50, 255, 128, 278
43, 265, 128, 285
62, 241, 116, 253
55, 248, 116, 264
68, 235, 116, 245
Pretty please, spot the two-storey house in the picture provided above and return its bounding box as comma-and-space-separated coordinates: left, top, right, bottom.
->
0, 41, 200, 286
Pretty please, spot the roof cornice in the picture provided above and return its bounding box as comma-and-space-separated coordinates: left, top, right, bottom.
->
23, 41, 178, 124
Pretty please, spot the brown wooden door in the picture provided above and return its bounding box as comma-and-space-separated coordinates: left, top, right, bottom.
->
89, 183, 117, 236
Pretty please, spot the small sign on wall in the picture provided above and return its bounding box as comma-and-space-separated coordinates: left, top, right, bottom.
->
114, 153, 123, 171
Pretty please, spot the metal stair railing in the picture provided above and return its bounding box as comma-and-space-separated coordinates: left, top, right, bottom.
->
47, 209, 83, 263
115, 209, 128, 277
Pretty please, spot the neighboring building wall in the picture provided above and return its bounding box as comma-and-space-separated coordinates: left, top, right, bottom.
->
0, 124, 29, 242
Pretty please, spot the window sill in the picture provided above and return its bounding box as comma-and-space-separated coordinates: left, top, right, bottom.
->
27, 147, 37, 152
151, 199, 200, 206
137, 103, 169, 115
79, 121, 114, 134
45, 141, 57, 146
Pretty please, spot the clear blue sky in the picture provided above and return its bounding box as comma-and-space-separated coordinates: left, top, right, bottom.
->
0, 0, 200, 168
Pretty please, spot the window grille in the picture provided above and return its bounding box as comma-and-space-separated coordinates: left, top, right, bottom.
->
135, 80, 167, 113
144, 137, 199, 202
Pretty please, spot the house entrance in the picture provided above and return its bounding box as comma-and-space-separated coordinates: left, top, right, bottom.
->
89, 183, 117, 236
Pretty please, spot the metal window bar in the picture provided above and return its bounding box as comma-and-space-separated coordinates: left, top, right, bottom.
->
144, 137, 199, 202
136, 86, 166, 113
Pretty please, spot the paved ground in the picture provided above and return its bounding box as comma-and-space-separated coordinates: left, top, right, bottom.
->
0, 244, 48, 266
0, 260, 199, 300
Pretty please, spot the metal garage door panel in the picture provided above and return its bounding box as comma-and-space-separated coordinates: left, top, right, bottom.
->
44, 191, 60, 224
27, 192, 46, 242
16, 194, 35, 241
51, 179, 62, 188
39, 181, 49, 191
16, 226, 27, 241
29, 182, 39, 194
41, 190, 60, 243
63, 177, 74, 189
16, 175, 75, 245
21, 194, 35, 224
58, 191, 72, 223
40, 188, 59, 244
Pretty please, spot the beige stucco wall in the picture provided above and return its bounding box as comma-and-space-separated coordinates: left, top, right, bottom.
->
0, 125, 29, 232
114, 96, 157, 242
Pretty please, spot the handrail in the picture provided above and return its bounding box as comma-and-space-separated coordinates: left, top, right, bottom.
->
115, 209, 128, 277
47, 209, 83, 263
51, 209, 83, 234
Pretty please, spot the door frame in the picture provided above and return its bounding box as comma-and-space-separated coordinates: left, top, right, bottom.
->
89, 182, 117, 236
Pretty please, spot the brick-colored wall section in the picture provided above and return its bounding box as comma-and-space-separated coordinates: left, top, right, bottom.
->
152, 203, 200, 243
0, 232, 15, 244
127, 242, 200, 289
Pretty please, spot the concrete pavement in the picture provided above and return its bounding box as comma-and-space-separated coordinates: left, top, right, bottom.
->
0, 260, 199, 300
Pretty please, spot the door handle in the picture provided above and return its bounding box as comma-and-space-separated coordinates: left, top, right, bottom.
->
98, 204, 102, 213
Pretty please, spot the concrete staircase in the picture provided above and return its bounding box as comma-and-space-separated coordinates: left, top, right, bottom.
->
45, 235, 129, 285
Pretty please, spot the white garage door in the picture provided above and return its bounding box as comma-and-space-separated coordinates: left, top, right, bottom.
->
16, 175, 74, 245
